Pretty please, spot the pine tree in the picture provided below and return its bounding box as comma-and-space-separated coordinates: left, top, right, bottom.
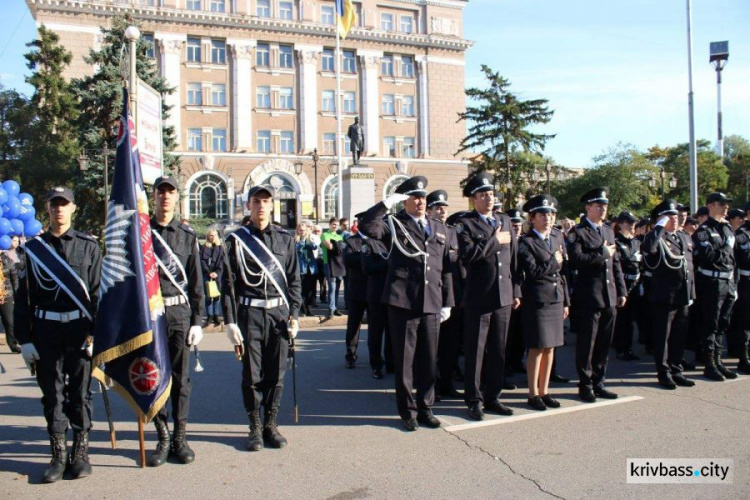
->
0, 84, 33, 179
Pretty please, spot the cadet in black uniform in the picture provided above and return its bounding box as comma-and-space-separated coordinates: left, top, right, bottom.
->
692, 192, 738, 381
504, 208, 526, 385
16, 187, 102, 482
343, 214, 368, 368
456, 173, 521, 421
641, 200, 696, 389
223, 185, 301, 450
567, 187, 627, 403
734, 201, 750, 373
361, 235, 392, 378
359, 176, 454, 431
148, 177, 205, 467
613, 210, 642, 361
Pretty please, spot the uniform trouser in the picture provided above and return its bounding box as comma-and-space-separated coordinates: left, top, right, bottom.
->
696, 275, 735, 353
345, 298, 368, 360
367, 302, 392, 370
686, 298, 701, 354
157, 303, 192, 424
463, 306, 511, 405
388, 305, 439, 420
574, 306, 616, 389
301, 272, 317, 307
614, 284, 638, 352
239, 305, 289, 413
0, 301, 18, 347
438, 307, 463, 385
651, 303, 688, 376
34, 317, 93, 435
733, 277, 750, 350
636, 283, 652, 348
505, 307, 524, 371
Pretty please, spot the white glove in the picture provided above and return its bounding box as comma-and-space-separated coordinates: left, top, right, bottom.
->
187, 325, 204, 346
288, 318, 299, 339
656, 216, 668, 227
226, 323, 243, 346
80, 339, 93, 358
383, 193, 409, 209
21, 343, 40, 372
440, 307, 451, 323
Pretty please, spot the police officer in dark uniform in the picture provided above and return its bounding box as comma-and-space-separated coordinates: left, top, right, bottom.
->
456, 173, 521, 421
504, 208, 526, 384
343, 213, 368, 368
361, 235, 392, 379
16, 187, 102, 482
359, 176, 454, 431
567, 187, 627, 403
613, 210, 642, 361
692, 192, 738, 381
641, 199, 696, 389
734, 201, 750, 374
148, 176, 205, 467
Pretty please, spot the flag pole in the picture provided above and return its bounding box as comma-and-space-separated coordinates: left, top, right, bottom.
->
335, 22, 344, 219
138, 415, 146, 467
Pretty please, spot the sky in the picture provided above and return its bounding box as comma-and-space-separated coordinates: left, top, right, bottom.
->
1, 0, 748, 168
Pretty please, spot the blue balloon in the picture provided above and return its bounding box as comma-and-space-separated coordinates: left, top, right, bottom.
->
9, 219, 24, 236
23, 219, 43, 237
18, 204, 35, 222
0, 235, 11, 250
2, 197, 21, 219
0, 188, 7, 205
2, 180, 20, 197
18, 192, 34, 207
0, 218, 10, 236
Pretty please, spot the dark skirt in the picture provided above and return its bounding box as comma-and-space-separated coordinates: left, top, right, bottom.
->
522, 301, 565, 349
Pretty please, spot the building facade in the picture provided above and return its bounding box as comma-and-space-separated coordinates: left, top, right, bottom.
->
26, 0, 472, 226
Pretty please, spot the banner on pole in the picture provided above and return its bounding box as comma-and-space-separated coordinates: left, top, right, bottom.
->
136, 79, 163, 186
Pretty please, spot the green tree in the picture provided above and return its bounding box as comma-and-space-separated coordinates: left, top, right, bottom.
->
457, 65, 554, 204
0, 84, 33, 179
724, 135, 750, 206
654, 140, 727, 206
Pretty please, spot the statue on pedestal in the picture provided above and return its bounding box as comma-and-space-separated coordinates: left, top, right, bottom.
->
346, 117, 364, 165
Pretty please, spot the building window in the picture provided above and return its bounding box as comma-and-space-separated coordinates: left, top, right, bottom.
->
187, 83, 202, 105
186, 0, 201, 10
322, 90, 335, 112
279, 45, 293, 68
142, 34, 155, 59
322, 49, 334, 72
257, 130, 271, 152
381, 13, 394, 31
256, 86, 271, 108
383, 136, 395, 157
343, 91, 356, 114
323, 176, 339, 221
211, 83, 226, 106
212, 129, 227, 152
323, 133, 335, 154
280, 87, 293, 109
280, 131, 294, 154
211, 39, 226, 64
187, 128, 202, 151
381, 55, 393, 77
344, 135, 351, 154
189, 174, 228, 220
383, 174, 409, 211
381, 94, 394, 115
256, 43, 270, 67
139, 0, 156, 5
400, 15, 414, 34
402, 137, 415, 158
401, 96, 414, 117
187, 37, 201, 63
209, 0, 225, 13
402, 56, 414, 78
321, 5, 335, 25
279, 1, 293, 20
256, 0, 270, 18
342, 50, 356, 73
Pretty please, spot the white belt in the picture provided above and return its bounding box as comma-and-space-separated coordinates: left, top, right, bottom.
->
739, 269, 750, 277
697, 267, 732, 279
239, 297, 283, 309
624, 273, 640, 281
36, 309, 81, 323
164, 295, 188, 307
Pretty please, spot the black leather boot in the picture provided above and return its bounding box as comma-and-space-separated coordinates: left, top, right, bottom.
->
170, 420, 195, 464
68, 430, 92, 479
703, 351, 726, 381
42, 433, 67, 483
247, 410, 263, 452
715, 348, 738, 379
263, 408, 288, 448
147, 417, 170, 467
738, 345, 750, 374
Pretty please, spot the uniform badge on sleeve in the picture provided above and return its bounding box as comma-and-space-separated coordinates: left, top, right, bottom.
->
567, 231, 577, 243
362, 244, 371, 255
455, 223, 464, 234
737, 233, 748, 244
696, 231, 708, 242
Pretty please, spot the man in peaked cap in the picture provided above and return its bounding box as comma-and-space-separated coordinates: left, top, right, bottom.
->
343, 212, 369, 369
503, 207, 526, 385
613, 210, 642, 362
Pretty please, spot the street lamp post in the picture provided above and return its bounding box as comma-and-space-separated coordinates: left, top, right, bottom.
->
710, 41, 729, 159
312, 148, 320, 224
77, 141, 110, 223
545, 160, 552, 194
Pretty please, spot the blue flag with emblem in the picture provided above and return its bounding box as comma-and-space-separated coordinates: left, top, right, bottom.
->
92, 88, 172, 422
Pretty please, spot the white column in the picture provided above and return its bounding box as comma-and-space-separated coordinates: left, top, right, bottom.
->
417, 57, 430, 158
154, 32, 186, 148
357, 50, 382, 157
295, 44, 322, 153
227, 39, 256, 150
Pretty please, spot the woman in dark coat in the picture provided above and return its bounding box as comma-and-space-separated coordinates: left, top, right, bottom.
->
200, 228, 225, 326
517, 195, 570, 411
295, 223, 318, 316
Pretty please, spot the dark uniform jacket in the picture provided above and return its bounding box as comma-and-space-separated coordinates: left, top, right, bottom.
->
735, 221, 750, 273
344, 233, 368, 303
615, 233, 641, 294
221, 222, 302, 322
151, 217, 204, 327
361, 237, 389, 304
446, 226, 464, 306
567, 217, 627, 308
692, 217, 736, 278
455, 210, 521, 313
359, 202, 454, 315
641, 226, 695, 306
518, 229, 570, 306
14, 227, 102, 344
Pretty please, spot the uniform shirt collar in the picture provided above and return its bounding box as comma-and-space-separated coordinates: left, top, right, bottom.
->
532, 229, 549, 240
585, 217, 602, 230
408, 213, 427, 226
45, 226, 75, 240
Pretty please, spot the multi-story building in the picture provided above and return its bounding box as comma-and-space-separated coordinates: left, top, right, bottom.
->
26, 0, 472, 226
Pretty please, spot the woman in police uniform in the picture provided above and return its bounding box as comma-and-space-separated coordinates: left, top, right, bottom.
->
517, 195, 569, 411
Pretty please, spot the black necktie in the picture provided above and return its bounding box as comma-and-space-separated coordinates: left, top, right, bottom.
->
545, 237, 552, 251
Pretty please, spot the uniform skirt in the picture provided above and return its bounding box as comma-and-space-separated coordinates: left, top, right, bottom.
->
522, 301, 564, 349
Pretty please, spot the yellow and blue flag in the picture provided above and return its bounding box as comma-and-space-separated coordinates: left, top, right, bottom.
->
335, 0, 356, 39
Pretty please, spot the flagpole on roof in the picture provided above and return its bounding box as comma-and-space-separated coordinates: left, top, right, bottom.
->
335, 17, 344, 219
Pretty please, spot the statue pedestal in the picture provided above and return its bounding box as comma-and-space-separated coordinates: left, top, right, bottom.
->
342, 165, 375, 219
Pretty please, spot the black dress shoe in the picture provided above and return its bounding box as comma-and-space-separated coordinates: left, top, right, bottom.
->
467, 403, 484, 421
402, 418, 418, 431
579, 387, 597, 403
333, 310, 343, 317
345, 358, 355, 369
541, 395, 561, 408
372, 368, 384, 379
417, 411, 441, 428
672, 374, 696, 387
593, 386, 618, 399
10, 343, 22, 354
527, 396, 547, 411
503, 379, 517, 390
484, 399, 514, 416
658, 376, 677, 390
624, 350, 640, 361
550, 373, 571, 383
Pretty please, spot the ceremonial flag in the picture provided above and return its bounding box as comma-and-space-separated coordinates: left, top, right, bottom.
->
335, 0, 356, 39
92, 88, 171, 423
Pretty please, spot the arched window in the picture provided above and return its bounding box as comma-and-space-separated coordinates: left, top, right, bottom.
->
322, 176, 339, 221
262, 173, 297, 199
188, 173, 228, 220
383, 174, 409, 213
